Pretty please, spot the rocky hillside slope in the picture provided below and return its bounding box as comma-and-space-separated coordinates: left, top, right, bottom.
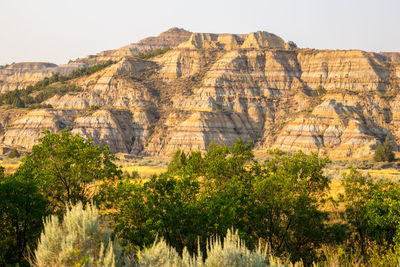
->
1, 28, 400, 159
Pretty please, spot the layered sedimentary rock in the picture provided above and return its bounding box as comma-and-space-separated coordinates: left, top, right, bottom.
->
71, 109, 150, 154
73, 27, 192, 65
0, 62, 87, 93
1, 28, 400, 159
45, 57, 156, 110
1, 109, 73, 148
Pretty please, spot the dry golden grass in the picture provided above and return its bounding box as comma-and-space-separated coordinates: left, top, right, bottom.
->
0, 159, 21, 174
122, 165, 167, 177
358, 168, 400, 180
116, 155, 169, 178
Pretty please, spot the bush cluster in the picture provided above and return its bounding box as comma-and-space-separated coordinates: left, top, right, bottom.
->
102, 142, 336, 265
136, 228, 299, 267
1, 132, 400, 266
33, 202, 123, 267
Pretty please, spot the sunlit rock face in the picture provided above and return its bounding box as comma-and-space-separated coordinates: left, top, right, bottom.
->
1, 28, 400, 159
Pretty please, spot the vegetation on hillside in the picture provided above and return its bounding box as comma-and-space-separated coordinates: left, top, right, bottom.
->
1, 131, 400, 266
0, 60, 116, 108
288, 41, 298, 49
7, 148, 20, 158
311, 85, 327, 97
374, 136, 395, 162
0, 64, 10, 69
135, 47, 172, 60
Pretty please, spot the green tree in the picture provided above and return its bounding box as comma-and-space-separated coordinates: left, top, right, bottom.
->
167, 149, 187, 174
103, 139, 254, 254
0, 165, 4, 180
18, 130, 121, 213
104, 140, 336, 264
341, 168, 400, 261
250, 150, 336, 264
102, 172, 204, 253
0, 173, 49, 266
374, 137, 395, 162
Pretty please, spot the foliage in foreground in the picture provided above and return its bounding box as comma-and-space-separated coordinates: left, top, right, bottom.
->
102, 141, 339, 264
33, 201, 299, 267
0, 172, 48, 266
340, 168, 400, 265
3, 131, 400, 266
137, 229, 301, 267
33, 202, 123, 267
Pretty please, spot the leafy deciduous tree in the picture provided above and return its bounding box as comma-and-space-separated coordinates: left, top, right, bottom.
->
0, 173, 48, 266
18, 130, 121, 212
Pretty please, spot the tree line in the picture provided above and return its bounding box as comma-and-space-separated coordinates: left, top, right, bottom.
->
1, 131, 400, 266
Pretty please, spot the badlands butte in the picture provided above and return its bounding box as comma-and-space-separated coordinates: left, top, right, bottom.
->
1, 27, 400, 159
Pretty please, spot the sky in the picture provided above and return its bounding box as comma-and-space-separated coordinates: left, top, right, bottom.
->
0, 0, 399, 65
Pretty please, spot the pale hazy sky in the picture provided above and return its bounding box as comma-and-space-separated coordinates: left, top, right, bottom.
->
0, 0, 399, 65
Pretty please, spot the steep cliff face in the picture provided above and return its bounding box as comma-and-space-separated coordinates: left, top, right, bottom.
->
1, 29, 399, 159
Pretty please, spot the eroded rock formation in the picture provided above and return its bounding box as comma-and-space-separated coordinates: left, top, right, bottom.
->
1, 28, 400, 159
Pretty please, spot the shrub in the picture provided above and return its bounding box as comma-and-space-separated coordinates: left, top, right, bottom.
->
8, 148, 20, 158
311, 85, 327, 97
90, 105, 100, 111
137, 238, 182, 266
136, 229, 299, 267
204, 229, 269, 267
33, 202, 124, 267
374, 137, 395, 162
288, 41, 298, 49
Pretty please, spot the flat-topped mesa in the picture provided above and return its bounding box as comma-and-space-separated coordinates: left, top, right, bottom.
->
178, 31, 287, 50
